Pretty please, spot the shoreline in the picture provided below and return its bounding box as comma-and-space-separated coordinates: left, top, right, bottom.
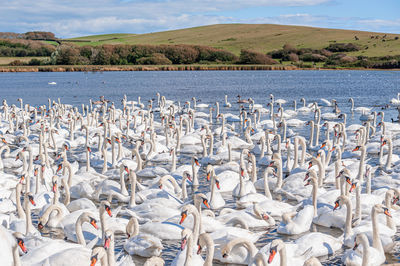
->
0, 64, 398, 72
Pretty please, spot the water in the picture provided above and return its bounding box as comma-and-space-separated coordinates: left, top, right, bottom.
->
1, 70, 400, 265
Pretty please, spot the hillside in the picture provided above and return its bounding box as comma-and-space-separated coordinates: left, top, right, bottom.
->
65, 24, 400, 57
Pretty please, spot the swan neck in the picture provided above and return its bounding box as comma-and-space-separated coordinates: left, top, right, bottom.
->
372, 207, 384, 252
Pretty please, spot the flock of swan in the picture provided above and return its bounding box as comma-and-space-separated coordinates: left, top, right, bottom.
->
0, 92, 399, 266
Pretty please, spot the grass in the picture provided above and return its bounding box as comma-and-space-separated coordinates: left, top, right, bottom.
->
63, 24, 400, 57
63, 33, 135, 45
0, 57, 49, 65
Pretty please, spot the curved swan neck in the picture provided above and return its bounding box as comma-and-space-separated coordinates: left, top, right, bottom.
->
371, 206, 384, 252
264, 168, 273, 199
343, 197, 353, 238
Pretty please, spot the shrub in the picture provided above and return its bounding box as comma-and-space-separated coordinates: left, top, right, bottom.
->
8, 60, 25, 66
28, 58, 43, 65
300, 53, 327, 62
282, 43, 297, 53
239, 49, 277, 64
326, 43, 361, 52
136, 53, 172, 65
288, 53, 299, 62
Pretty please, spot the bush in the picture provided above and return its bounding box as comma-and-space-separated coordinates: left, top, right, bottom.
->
28, 58, 42, 65
268, 49, 285, 59
239, 49, 277, 64
300, 53, 327, 62
288, 53, 299, 62
136, 53, 172, 65
8, 60, 25, 66
326, 43, 361, 52
340, 56, 357, 63
282, 43, 297, 53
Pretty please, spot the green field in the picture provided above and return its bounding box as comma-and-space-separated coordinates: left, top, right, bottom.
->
64, 24, 400, 57
0, 57, 49, 65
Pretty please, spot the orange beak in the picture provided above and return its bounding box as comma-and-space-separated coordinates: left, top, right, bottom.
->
203, 199, 210, 209
90, 257, 97, 266
52, 182, 57, 193
105, 206, 112, 217
29, 197, 36, 206
195, 159, 200, 166
384, 208, 392, 217
179, 212, 187, 224
268, 249, 277, 264
90, 219, 98, 229
18, 239, 27, 253
352, 146, 360, 152
56, 164, 62, 173
1, 138, 7, 144
104, 237, 110, 249
87, 147, 92, 152
215, 180, 220, 190
197, 244, 202, 255
34, 168, 38, 176
15, 154, 19, 161
124, 166, 129, 175
333, 201, 340, 211
206, 172, 211, 181
320, 143, 326, 149
349, 183, 356, 193
308, 162, 313, 169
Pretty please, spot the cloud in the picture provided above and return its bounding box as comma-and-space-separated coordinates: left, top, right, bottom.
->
0, 0, 398, 37
0, 0, 330, 36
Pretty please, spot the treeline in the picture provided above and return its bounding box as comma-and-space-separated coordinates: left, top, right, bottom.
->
268, 42, 400, 69
14, 43, 278, 66
0, 31, 56, 40
54, 44, 240, 65
0, 39, 56, 57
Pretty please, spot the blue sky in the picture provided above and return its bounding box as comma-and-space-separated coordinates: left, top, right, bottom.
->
0, 0, 399, 37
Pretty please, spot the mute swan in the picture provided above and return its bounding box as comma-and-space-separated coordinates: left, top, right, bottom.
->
124, 217, 163, 257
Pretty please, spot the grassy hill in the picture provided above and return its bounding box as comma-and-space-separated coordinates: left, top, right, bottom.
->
64, 24, 400, 57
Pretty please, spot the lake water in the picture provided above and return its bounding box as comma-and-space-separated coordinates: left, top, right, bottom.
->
1, 70, 400, 265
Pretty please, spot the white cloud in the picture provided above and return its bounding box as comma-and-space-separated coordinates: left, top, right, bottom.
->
0, 0, 398, 37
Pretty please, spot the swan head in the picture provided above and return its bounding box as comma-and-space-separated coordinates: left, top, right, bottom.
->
349, 181, 357, 193
333, 195, 348, 211
104, 230, 114, 249
269, 239, 284, 264
87, 216, 98, 229
183, 171, 192, 182
90, 247, 105, 266
27, 193, 36, 206
194, 193, 210, 209
13, 232, 27, 253
353, 233, 369, 251
179, 210, 188, 225
51, 176, 58, 193
180, 228, 192, 251
374, 204, 392, 217
101, 200, 112, 217
193, 157, 200, 166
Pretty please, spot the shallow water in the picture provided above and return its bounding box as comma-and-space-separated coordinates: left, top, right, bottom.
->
1, 70, 400, 265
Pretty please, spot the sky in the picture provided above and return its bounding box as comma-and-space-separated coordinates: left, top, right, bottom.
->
0, 0, 399, 38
